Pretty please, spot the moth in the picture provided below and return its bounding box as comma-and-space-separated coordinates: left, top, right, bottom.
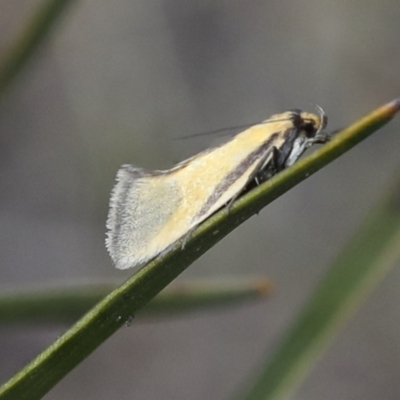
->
106, 108, 328, 270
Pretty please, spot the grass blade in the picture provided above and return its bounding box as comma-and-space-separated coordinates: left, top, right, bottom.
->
0, 0, 75, 98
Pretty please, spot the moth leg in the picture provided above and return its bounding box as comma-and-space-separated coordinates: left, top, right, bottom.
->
225, 145, 280, 213
315, 129, 335, 143
180, 226, 198, 249
252, 145, 287, 184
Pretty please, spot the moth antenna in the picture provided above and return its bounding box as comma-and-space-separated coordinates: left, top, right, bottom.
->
175, 117, 294, 140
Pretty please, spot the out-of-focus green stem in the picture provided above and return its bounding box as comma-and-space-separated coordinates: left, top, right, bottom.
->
0, 0, 75, 98
0, 278, 273, 325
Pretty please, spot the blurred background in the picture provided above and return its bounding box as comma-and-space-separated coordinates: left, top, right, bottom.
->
1, 0, 400, 399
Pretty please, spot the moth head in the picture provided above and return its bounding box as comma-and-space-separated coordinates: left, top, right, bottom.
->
285, 108, 328, 167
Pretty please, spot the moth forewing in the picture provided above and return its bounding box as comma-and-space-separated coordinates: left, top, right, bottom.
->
106, 109, 328, 270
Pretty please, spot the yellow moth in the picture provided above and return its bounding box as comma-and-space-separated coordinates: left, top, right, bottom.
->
106, 108, 328, 270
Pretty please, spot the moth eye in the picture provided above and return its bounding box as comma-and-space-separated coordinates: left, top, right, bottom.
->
303, 122, 316, 137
